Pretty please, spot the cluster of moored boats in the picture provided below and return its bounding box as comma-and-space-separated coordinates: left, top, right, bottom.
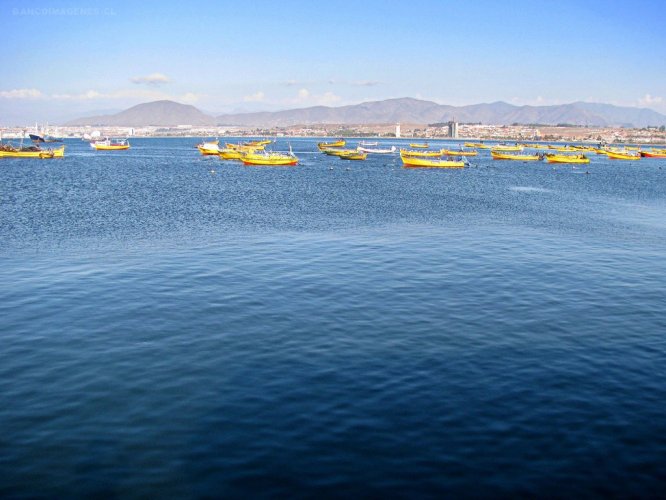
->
319, 140, 666, 167
0, 135, 131, 159
197, 139, 298, 165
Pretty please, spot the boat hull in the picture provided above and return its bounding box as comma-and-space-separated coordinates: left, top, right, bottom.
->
401, 155, 464, 168
0, 145, 65, 158
640, 150, 666, 158
491, 151, 540, 161
242, 158, 298, 166
606, 151, 640, 160
546, 154, 590, 164
94, 144, 130, 150
318, 140, 345, 149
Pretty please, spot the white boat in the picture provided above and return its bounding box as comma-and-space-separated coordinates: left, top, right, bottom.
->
357, 145, 397, 154
359, 141, 379, 147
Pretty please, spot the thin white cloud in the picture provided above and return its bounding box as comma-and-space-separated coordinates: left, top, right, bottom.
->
283, 88, 342, 106
0, 88, 44, 99
50, 88, 202, 103
638, 94, 663, 106
243, 91, 265, 102
130, 72, 171, 86
285, 79, 381, 87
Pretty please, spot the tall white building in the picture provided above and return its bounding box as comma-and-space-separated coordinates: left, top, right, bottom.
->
395, 123, 401, 138
448, 119, 459, 139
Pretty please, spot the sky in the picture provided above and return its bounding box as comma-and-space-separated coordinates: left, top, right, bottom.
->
1, 0, 666, 124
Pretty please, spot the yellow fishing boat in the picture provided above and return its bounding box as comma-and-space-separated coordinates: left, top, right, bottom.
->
244, 139, 272, 147
491, 150, 540, 161
606, 150, 641, 160
401, 154, 464, 168
339, 151, 367, 160
464, 142, 487, 148
555, 146, 578, 152
441, 148, 478, 156
491, 144, 523, 152
545, 154, 590, 164
409, 143, 429, 148
323, 148, 356, 157
241, 151, 298, 166
594, 148, 609, 155
218, 148, 243, 160
0, 145, 65, 158
399, 148, 443, 157
640, 148, 666, 158
226, 143, 264, 152
196, 140, 219, 155
318, 139, 345, 149
92, 139, 130, 150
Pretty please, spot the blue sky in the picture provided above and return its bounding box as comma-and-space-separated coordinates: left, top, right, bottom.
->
1, 0, 665, 123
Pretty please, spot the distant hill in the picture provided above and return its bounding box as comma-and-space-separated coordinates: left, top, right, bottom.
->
216, 98, 666, 128
64, 98, 666, 128
65, 100, 215, 126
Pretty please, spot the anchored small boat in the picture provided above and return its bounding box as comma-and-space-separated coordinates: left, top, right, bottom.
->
0, 144, 65, 158
359, 141, 378, 147
492, 143, 523, 152
545, 154, 590, 164
640, 148, 666, 158
218, 148, 243, 160
322, 148, 356, 157
92, 138, 130, 150
318, 139, 345, 150
491, 150, 540, 161
441, 148, 478, 157
339, 151, 367, 160
409, 143, 429, 148
197, 139, 219, 155
357, 145, 396, 154
399, 148, 443, 157
606, 150, 641, 160
241, 150, 298, 166
401, 154, 464, 168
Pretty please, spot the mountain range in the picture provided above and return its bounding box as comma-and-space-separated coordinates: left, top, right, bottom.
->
65, 98, 666, 128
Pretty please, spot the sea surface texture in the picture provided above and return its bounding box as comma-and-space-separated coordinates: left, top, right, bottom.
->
1, 138, 665, 497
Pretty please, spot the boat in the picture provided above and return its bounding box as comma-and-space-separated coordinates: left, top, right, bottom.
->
400, 154, 464, 168
491, 150, 540, 161
640, 149, 666, 158
241, 150, 298, 166
465, 142, 491, 149
409, 143, 429, 148
399, 148, 443, 157
606, 150, 641, 160
318, 139, 345, 149
218, 148, 243, 160
226, 142, 264, 152
492, 143, 523, 152
441, 148, 478, 156
92, 138, 130, 150
359, 141, 378, 147
29, 133, 63, 143
555, 146, 578, 152
322, 148, 356, 157
243, 139, 272, 147
197, 139, 220, 155
0, 144, 65, 158
357, 145, 396, 154
339, 151, 367, 160
545, 153, 590, 164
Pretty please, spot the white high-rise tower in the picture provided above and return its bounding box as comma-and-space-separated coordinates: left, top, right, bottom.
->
395, 123, 401, 138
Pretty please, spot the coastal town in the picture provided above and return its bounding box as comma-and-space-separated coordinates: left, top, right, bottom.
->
2, 121, 665, 144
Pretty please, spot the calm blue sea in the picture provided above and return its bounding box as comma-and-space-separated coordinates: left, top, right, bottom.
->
1, 137, 666, 497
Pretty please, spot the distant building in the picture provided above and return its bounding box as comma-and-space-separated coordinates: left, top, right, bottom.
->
395, 122, 401, 138
447, 119, 459, 139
